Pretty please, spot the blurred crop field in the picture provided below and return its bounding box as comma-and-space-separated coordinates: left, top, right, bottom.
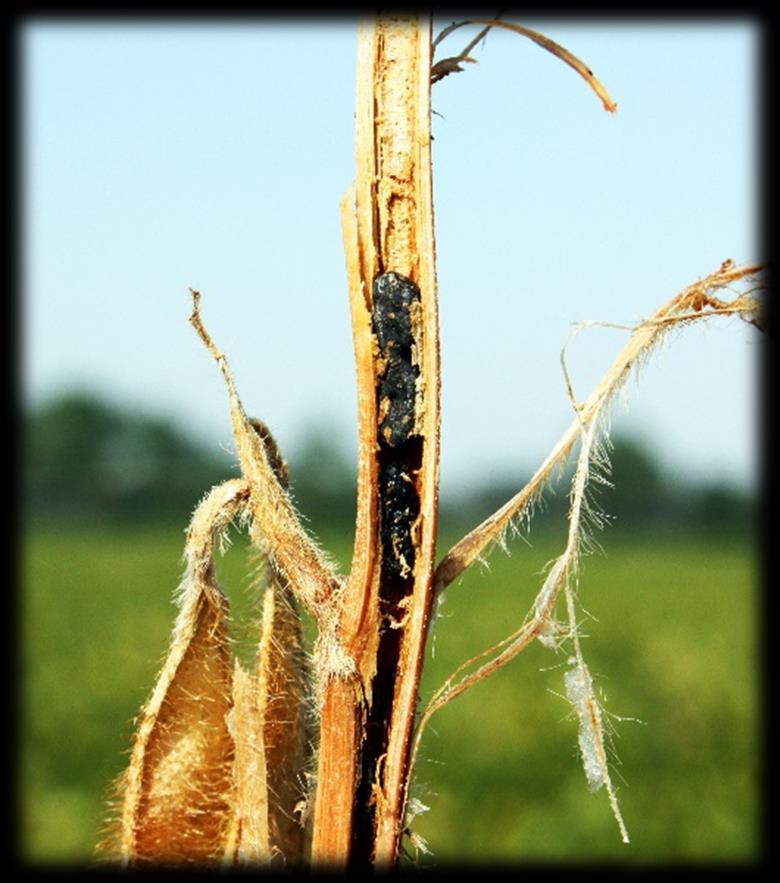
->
21, 522, 758, 866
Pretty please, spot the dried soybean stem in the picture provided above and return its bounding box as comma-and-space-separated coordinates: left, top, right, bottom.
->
308, 191, 378, 869
371, 16, 440, 869
311, 14, 440, 869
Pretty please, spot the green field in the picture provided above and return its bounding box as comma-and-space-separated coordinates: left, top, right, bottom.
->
21, 522, 758, 866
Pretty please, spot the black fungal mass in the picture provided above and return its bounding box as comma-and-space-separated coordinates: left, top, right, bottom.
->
372, 272, 418, 354
372, 271, 422, 583
379, 461, 420, 579
372, 272, 420, 448
377, 361, 417, 448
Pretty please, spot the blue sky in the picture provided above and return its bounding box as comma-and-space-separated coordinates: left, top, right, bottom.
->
21, 17, 760, 498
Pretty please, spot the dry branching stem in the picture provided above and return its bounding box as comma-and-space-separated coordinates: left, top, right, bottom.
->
433, 17, 617, 112
410, 260, 763, 841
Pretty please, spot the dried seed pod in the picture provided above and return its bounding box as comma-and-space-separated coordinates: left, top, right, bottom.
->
117, 480, 251, 866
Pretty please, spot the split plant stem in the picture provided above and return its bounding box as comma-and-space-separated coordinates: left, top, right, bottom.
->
312, 15, 440, 868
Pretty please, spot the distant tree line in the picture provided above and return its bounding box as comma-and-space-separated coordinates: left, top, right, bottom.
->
22, 391, 357, 532
24, 390, 755, 537
24, 392, 232, 526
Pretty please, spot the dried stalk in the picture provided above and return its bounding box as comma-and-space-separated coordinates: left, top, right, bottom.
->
312, 14, 440, 868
